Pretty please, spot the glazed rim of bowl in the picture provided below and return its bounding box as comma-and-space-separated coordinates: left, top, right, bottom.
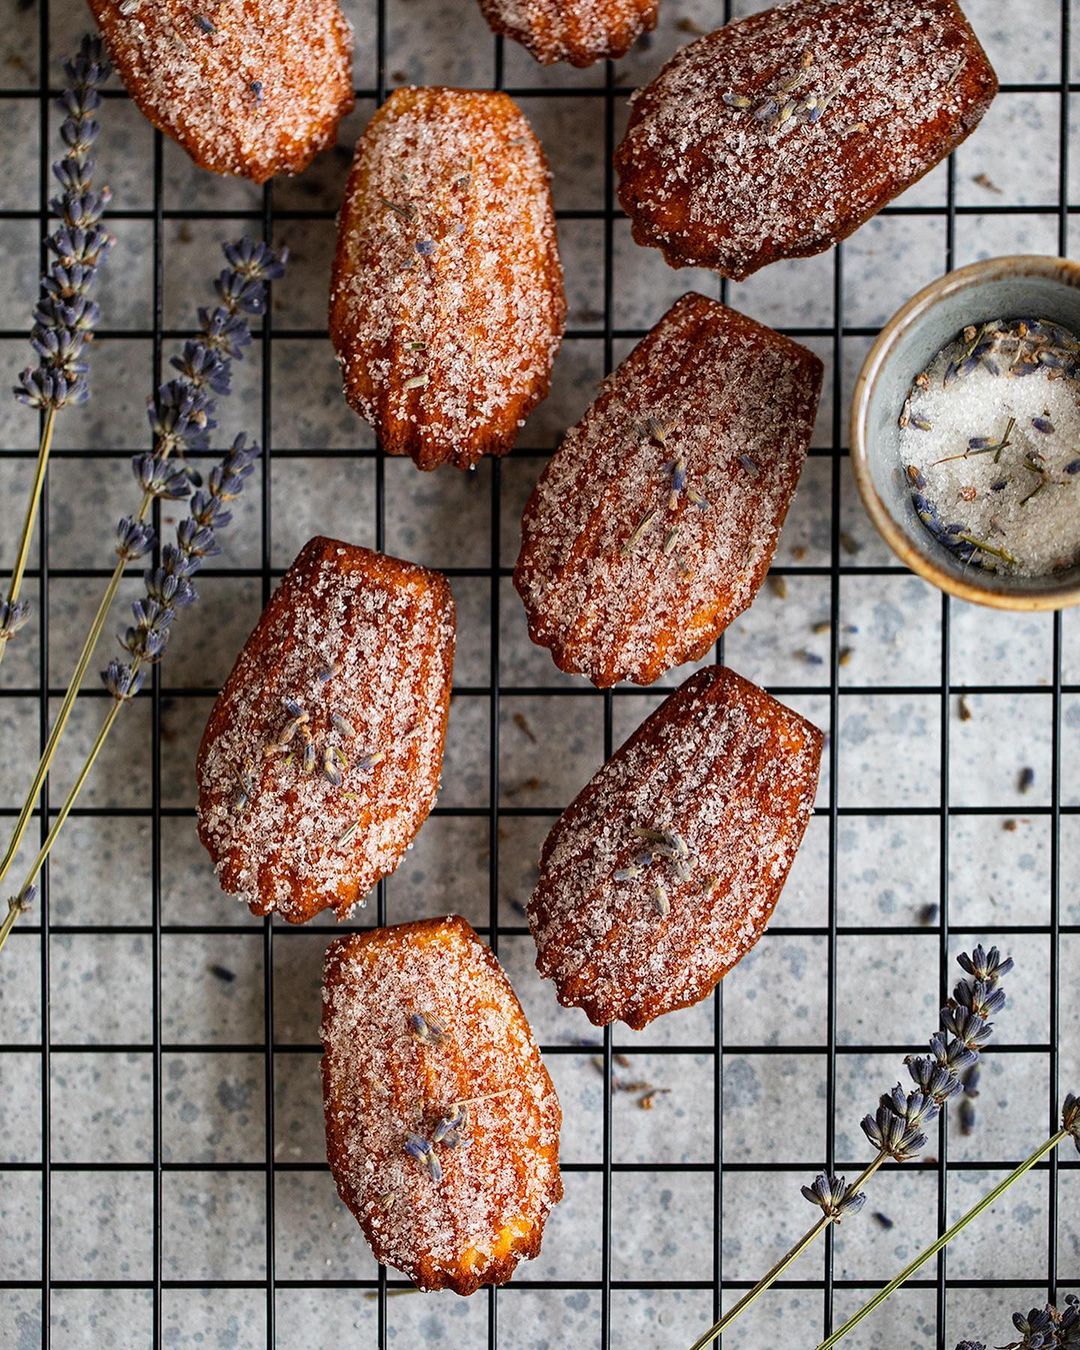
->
850, 253, 1080, 611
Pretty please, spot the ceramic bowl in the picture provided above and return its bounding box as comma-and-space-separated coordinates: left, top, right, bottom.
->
850, 254, 1080, 610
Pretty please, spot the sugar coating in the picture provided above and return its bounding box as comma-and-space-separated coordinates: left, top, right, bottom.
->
528, 667, 823, 1029
901, 329, 1080, 578
615, 0, 998, 279
321, 917, 562, 1292
476, 0, 658, 67
514, 295, 822, 687
89, 0, 355, 183
196, 538, 455, 923
329, 87, 566, 471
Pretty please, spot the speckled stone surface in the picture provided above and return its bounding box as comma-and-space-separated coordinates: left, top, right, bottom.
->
1, 1, 1078, 1348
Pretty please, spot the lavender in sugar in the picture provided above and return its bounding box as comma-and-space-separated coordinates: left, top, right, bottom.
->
899, 318, 1080, 576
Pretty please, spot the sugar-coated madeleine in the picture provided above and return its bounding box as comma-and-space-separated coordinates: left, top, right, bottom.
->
529, 667, 822, 1028
322, 916, 563, 1294
514, 294, 822, 687
329, 87, 565, 471
88, 0, 354, 184
196, 537, 454, 924
615, 0, 997, 279
476, 0, 658, 67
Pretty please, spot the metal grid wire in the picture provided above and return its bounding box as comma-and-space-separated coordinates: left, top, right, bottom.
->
0, 0, 1077, 1346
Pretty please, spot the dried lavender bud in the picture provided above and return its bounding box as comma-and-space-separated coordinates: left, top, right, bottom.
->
927, 1030, 978, 1074
169, 523, 215, 569
6, 883, 37, 917
14, 35, 112, 413
102, 658, 144, 701
408, 1012, 447, 1046
115, 516, 156, 561
878, 1084, 940, 1130
104, 436, 261, 689
0, 600, 32, 643
1013, 1307, 1056, 1343
132, 453, 191, 500
1064, 1092, 1080, 1152
223, 237, 288, 285
403, 1132, 442, 1183
940, 1004, 994, 1047
431, 1105, 468, 1147
321, 745, 343, 786
800, 1173, 866, 1221
861, 1104, 926, 1162
956, 944, 1014, 985
953, 978, 1006, 1018
905, 1055, 960, 1102
143, 549, 198, 611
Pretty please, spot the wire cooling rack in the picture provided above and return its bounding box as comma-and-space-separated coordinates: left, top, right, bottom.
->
1, 0, 1078, 1347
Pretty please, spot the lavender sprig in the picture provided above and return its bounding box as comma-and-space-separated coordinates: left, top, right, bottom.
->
0, 435, 261, 951
811, 945, 1013, 1217
818, 1096, 1080, 1348
14, 35, 112, 414
690, 946, 1013, 1350
978, 1295, 1080, 1350
0, 239, 287, 938
2, 35, 112, 661
105, 434, 258, 696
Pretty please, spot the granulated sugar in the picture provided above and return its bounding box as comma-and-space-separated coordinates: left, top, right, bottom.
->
899, 319, 1080, 577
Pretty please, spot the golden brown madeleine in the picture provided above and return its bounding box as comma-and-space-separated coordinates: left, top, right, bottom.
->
514, 294, 822, 687
196, 537, 454, 924
529, 667, 823, 1029
476, 0, 658, 67
321, 916, 563, 1294
329, 87, 566, 471
614, 0, 997, 279
88, 0, 354, 183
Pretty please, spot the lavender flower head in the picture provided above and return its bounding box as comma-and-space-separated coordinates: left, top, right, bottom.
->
0, 600, 31, 647
102, 435, 260, 701
101, 234, 285, 702
144, 237, 286, 471
15, 35, 112, 413
802, 945, 1012, 1222
799, 1172, 866, 1223
1063, 1091, 1080, 1153
956, 1293, 1080, 1350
